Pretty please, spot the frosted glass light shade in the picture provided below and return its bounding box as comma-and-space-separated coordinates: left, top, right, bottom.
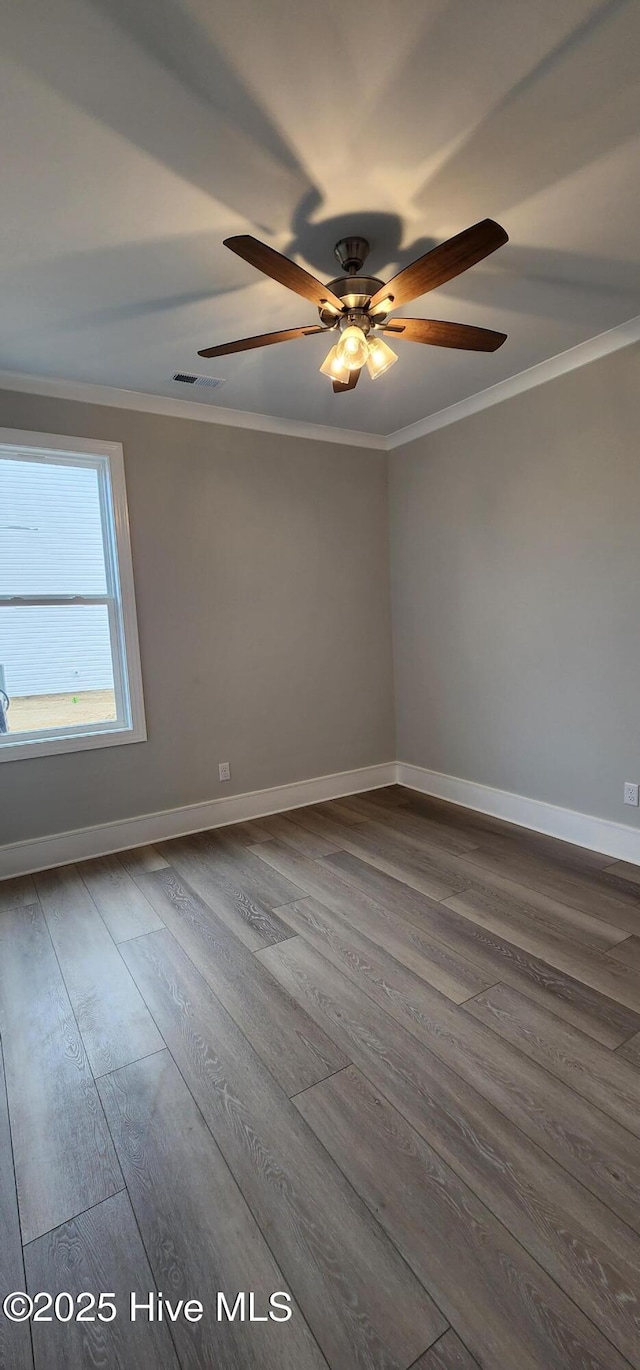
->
336, 325, 369, 371
320, 344, 350, 383
366, 336, 398, 379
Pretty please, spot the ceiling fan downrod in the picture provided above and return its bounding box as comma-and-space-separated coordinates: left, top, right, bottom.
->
333, 236, 370, 275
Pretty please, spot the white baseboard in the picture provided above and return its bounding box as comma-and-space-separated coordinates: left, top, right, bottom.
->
397, 762, 640, 865
0, 762, 396, 879
3, 757, 639, 880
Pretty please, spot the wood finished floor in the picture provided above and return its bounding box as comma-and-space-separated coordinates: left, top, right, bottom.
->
2, 790, 640, 1368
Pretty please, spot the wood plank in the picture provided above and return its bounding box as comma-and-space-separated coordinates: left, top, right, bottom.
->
34, 866, 163, 1076
252, 811, 342, 857
98, 1052, 327, 1370
0, 873, 38, 911
458, 838, 640, 931
327, 794, 480, 855
295, 1066, 629, 1370
330, 838, 624, 949
326, 847, 626, 954
322, 851, 640, 1047
473, 827, 614, 874
255, 841, 493, 1002
306, 798, 373, 826
121, 929, 447, 1369
405, 800, 611, 871
138, 868, 348, 1094
158, 834, 299, 949
465, 982, 640, 1137
0, 1047, 33, 1370
444, 882, 640, 1014
315, 812, 623, 941
412, 1331, 479, 1369
345, 785, 409, 809
261, 916, 640, 1242
24, 1192, 179, 1370
0, 902, 122, 1243
273, 896, 493, 1021
282, 807, 472, 900
400, 790, 526, 839
118, 845, 169, 874
265, 938, 640, 1369
328, 809, 481, 864
617, 1031, 640, 1067
219, 819, 275, 844
400, 792, 612, 868
330, 810, 484, 867
607, 934, 640, 968
76, 853, 164, 941
195, 829, 308, 908
447, 870, 630, 952
604, 860, 640, 886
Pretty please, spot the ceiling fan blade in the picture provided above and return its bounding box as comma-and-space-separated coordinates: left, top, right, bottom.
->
384, 318, 507, 351
369, 219, 508, 311
333, 367, 360, 393
224, 235, 344, 312
198, 325, 325, 359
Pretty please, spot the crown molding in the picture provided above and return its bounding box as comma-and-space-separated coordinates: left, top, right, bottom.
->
387, 313, 640, 449
1, 312, 639, 452
0, 368, 386, 450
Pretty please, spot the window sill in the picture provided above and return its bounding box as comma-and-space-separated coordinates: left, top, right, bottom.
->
0, 721, 147, 763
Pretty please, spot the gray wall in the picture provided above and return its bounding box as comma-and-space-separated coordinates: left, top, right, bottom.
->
0, 390, 394, 845
389, 342, 640, 828
4, 339, 638, 849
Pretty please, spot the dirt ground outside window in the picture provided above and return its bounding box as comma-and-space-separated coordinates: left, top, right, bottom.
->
4, 689, 117, 734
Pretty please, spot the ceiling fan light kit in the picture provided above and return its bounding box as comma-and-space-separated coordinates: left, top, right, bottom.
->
198, 220, 509, 395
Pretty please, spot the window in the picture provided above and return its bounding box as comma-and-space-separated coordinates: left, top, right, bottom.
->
0, 429, 146, 761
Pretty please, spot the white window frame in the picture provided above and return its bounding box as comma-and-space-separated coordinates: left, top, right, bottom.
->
0, 428, 146, 763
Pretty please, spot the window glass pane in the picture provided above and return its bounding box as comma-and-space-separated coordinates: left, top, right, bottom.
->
0, 458, 108, 595
0, 605, 116, 736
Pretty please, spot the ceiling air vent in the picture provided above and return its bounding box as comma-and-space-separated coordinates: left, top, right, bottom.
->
172, 372, 225, 389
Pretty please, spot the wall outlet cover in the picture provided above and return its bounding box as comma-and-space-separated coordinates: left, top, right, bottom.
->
624, 782, 639, 806
219, 761, 231, 782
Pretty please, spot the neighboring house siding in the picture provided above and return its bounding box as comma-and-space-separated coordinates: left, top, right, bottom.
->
1, 607, 113, 696
0, 457, 113, 696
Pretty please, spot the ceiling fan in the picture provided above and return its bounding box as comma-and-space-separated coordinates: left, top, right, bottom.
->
198, 219, 509, 393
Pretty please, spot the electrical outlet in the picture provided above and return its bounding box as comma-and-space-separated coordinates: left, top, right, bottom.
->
218, 761, 231, 782
624, 782, 639, 806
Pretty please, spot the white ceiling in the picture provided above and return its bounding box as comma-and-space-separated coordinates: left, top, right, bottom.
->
1, 0, 640, 437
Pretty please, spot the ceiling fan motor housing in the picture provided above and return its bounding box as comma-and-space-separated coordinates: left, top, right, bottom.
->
318, 274, 387, 327
318, 235, 389, 326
